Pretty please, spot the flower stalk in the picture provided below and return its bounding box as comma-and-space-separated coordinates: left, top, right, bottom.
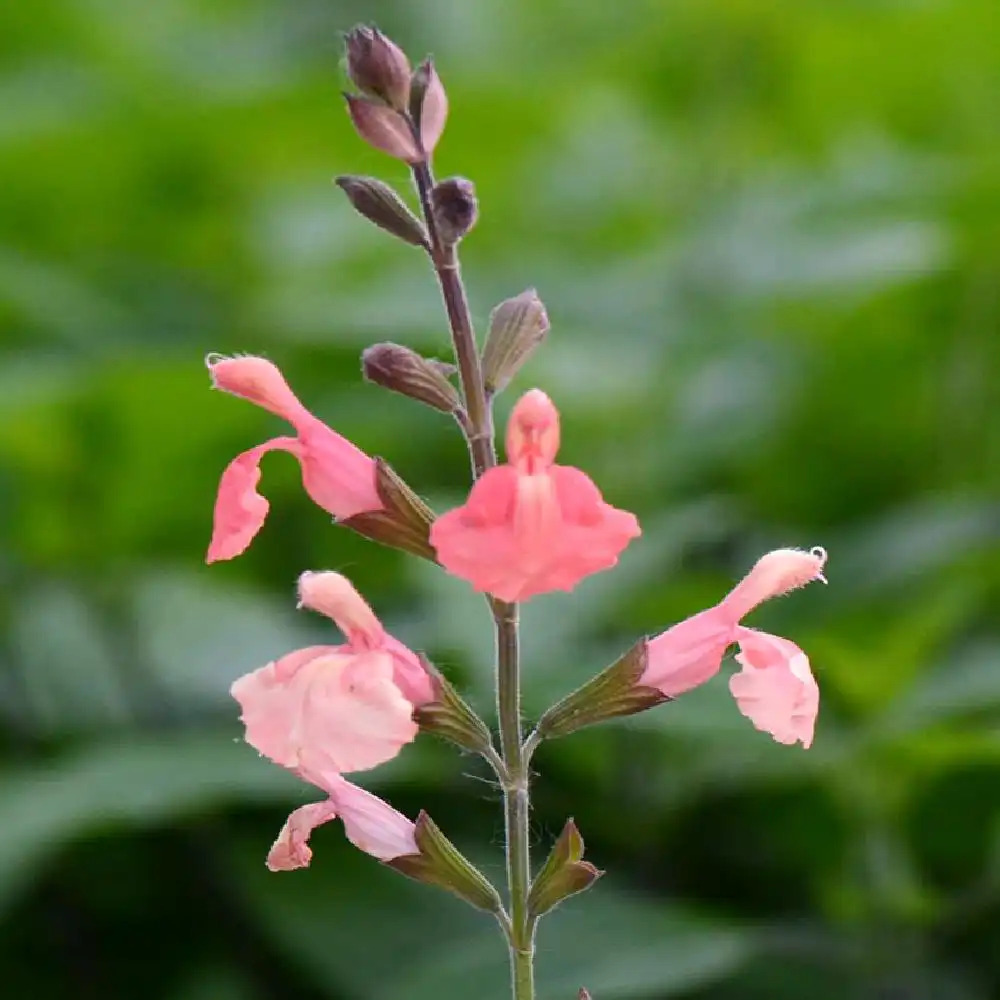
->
495, 598, 535, 999
410, 159, 495, 479
409, 123, 535, 998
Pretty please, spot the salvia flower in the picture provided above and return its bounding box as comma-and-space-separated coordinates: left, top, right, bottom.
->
267, 770, 418, 871
206, 355, 381, 562
641, 547, 827, 747
231, 571, 433, 780
430, 389, 641, 601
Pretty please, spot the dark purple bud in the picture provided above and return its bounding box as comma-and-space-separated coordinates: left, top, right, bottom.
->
344, 94, 421, 162
410, 59, 448, 156
361, 342, 460, 413
430, 176, 477, 245
335, 175, 428, 248
344, 25, 411, 111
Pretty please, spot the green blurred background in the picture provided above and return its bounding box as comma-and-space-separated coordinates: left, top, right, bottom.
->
2, 0, 999, 997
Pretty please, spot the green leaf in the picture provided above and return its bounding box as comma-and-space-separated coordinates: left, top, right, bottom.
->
0, 731, 298, 915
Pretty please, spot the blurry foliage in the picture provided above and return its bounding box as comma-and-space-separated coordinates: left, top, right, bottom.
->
1, 0, 999, 998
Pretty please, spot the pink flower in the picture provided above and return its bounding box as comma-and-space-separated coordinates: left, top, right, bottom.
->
430, 389, 641, 602
206, 355, 381, 562
267, 771, 418, 871
231, 571, 434, 780
642, 547, 827, 747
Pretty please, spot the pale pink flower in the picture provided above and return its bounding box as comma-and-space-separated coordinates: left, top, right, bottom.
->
430, 389, 641, 602
267, 771, 418, 871
231, 571, 433, 779
642, 547, 826, 747
206, 355, 381, 562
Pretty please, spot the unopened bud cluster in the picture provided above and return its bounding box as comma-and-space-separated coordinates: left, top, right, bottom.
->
342, 25, 448, 163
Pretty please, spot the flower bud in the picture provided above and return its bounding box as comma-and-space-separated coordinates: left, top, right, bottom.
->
482, 289, 550, 394
344, 94, 421, 163
409, 59, 448, 156
341, 457, 436, 561
579, 991, 592, 999
528, 819, 603, 919
335, 176, 428, 249
430, 177, 478, 246
387, 811, 504, 913
344, 25, 411, 112
362, 342, 461, 413
534, 639, 669, 741
413, 656, 494, 756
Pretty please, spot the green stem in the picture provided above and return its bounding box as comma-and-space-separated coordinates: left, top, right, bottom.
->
495, 599, 535, 999
411, 150, 534, 1000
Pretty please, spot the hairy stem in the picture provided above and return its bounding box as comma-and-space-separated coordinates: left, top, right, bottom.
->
411, 154, 534, 1000
495, 598, 535, 999
410, 160, 495, 478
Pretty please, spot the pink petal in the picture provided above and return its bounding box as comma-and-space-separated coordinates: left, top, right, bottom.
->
231, 645, 337, 768
265, 778, 417, 871
507, 389, 560, 472
295, 416, 381, 520
231, 648, 418, 776
205, 422, 382, 564
728, 627, 819, 748
266, 799, 339, 871
642, 606, 734, 696
451, 465, 519, 527
206, 355, 381, 560
208, 355, 310, 423
722, 547, 827, 621
296, 571, 434, 706
382, 634, 436, 707
297, 571, 385, 649
206, 437, 302, 563
430, 464, 640, 602
326, 774, 418, 860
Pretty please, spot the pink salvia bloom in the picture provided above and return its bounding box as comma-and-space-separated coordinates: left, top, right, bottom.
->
296, 571, 435, 706
206, 355, 381, 562
430, 389, 641, 601
231, 572, 432, 779
266, 772, 418, 871
643, 546, 826, 747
